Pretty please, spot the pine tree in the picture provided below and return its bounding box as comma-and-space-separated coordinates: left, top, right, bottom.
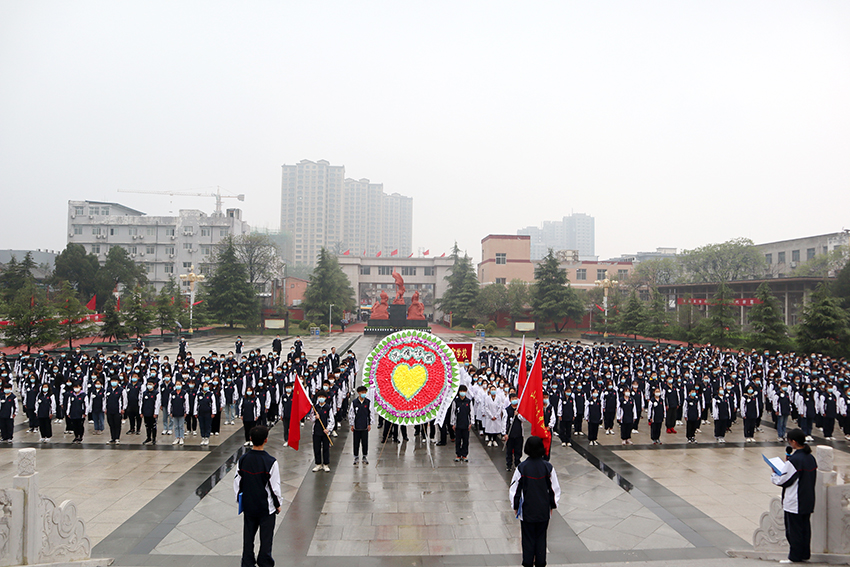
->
436, 243, 480, 327
530, 250, 584, 333
796, 283, 850, 359
301, 248, 355, 325
834, 259, 850, 311
746, 282, 792, 352
638, 292, 672, 340
698, 281, 739, 348
54, 281, 96, 350
101, 297, 126, 342
3, 280, 58, 353
205, 236, 259, 328
122, 286, 155, 338
618, 291, 646, 337
155, 278, 183, 336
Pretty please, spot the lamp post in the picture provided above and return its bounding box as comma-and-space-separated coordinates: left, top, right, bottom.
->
328, 303, 334, 335
594, 271, 618, 338
179, 265, 205, 335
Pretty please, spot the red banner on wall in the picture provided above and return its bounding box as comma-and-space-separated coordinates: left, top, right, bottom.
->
677, 297, 762, 306
447, 342, 474, 364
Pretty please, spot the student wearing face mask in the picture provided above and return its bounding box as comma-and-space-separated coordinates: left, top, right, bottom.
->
557, 387, 576, 448
279, 384, 292, 447
648, 389, 665, 445
160, 374, 174, 436
483, 386, 506, 447
141, 381, 161, 445
88, 380, 106, 436
105, 377, 127, 444
312, 391, 335, 472
196, 382, 217, 446
602, 381, 618, 436
66, 383, 90, 444
35, 383, 56, 442
0, 383, 17, 443
585, 390, 603, 446
712, 387, 732, 443
503, 393, 526, 470
126, 374, 143, 435
663, 378, 680, 435
223, 377, 239, 425
170, 381, 190, 445
349, 386, 372, 465
616, 389, 638, 446
816, 385, 838, 441
241, 387, 262, 447
450, 385, 474, 462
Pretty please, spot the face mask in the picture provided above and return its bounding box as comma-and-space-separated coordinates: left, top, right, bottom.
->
624, 393, 630, 399
42, 387, 49, 393
147, 385, 154, 390
95, 384, 102, 389
74, 388, 82, 393
4, 389, 11, 395
176, 385, 182, 391
203, 386, 210, 392
654, 393, 660, 398
543, 400, 550, 407
258, 382, 263, 387
592, 393, 598, 399
718, 391, 725, 396
511, 399, 519, 406
110, 381, 118, 387
490, 390, 497, 396
247, 391, 254, 396
317, 397, 326, 404
459, 392, 467, 398
747, 389, 753, 395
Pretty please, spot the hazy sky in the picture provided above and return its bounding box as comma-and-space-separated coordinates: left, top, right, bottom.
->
2, 1, 849, 262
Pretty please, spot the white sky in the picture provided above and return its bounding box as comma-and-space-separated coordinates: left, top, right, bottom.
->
1, 1, 848, 262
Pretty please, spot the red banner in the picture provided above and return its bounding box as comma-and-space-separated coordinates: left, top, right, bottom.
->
677, 297, 762, 306
447, 342, 474, 364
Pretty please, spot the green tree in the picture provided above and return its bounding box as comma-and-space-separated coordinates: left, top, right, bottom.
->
301, 248, 355, 326
698, 282, 739, 348
746, 282, 792, 352
155, 278, 184, 336
101, 296, 126, 342
506, 279, 530, 332
99, 245, 147, 298
3, 281, 58, 352
471, 283, 508, 324
436, 243, 480, 327
53, 281, 97, 350
235, 233, 284, 288
796, 283, 850, 359
618, 291, 647, 336
530, 250, 584, 333
52, 243, 102, 303
793, 245, 849, 279
674, 294, 703, 342
0, 253, 39, 303
833, 257, 850, 311
205, 236, 260, 328
626, 257, 680, 293
679, 238, 766, 283
638, 291, 671, 339
122, 287, 155, 338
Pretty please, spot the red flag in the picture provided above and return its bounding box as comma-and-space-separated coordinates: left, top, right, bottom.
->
594, 303, 604, 312
192, 300, 203, 306
440, 252, 446, 257
30, 295, 35, 307
423, 249, 430, 256
517, 338, 527, 395
288, 377, 314, 451
362, 250, 366, 256
343, 250, 350, 255
408, 253, 413, 258
390, 249, 398, 256
86, 295, 97, 311
517, 349, 552, 454
376, 251, 382, 257
116, 297, 120, 312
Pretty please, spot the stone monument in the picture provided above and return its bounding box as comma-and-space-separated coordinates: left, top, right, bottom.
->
366, 269, 429, 334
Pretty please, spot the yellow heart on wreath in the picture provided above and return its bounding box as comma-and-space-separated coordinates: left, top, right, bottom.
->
391, 363, 428, 401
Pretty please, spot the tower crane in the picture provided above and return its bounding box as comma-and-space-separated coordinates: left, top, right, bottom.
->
117, 186, 245, 216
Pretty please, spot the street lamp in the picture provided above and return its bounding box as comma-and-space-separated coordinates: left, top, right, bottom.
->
179, 265, 205, 335
328, 303, 334, 335
594, 270, 618, 338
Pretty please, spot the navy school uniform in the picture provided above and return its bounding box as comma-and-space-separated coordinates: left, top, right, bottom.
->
503, 405, 524, 469
126, 380, 143, 433
65, 390, 90, 442
712, 395, 732, 439
241, 395, 262, 443
35, 390, 56, 440
195, 390, 217, 440
450, 396, 474, 460
105, 386, 127, 442
348, 395, 372, 459
616, 397, 638, 440
312, 401, 335, 465
0, 390, 19, 441
584, 397, 602, 442
141, 387, 161, 442
647, 396, 665, 442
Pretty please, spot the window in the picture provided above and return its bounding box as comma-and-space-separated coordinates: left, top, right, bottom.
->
791, 250, 800, 262
183, 243, 193, 250
164, 265, 174, 274
89, 206, 100, 215
73, 226, 82, 235
807, 248, 815, 261
597, 269, 607, 281
74, 206, 84, 216
220, 229, 227, 237
778, 251, 786, 264
146, 245, 155, 254
495, 278, 506, 285
145, 264, 153, 273
401, 267, 416, 276
101, 207, 109, 215
424, 267, 435, 276
91, 227, 101, 235
618, 269, 628, 280
183, 227, 194, 235
91, 244, 100, 254
378, 266, 393, 276
128, 227, 138, 236
765, 253, 772, 265
201, 245, 210, 256
360, 266, 371, 275
201, 228, 211, 237
109, 228, 115, 236
128, 246, 137, 255
183, 262, 192, 269
576, 269, 587, 281
495, 253, 506, 265
823, 246, 829, 255
146, 227, 155, 236
166, 228, 176, 236
165, 246, 175, 255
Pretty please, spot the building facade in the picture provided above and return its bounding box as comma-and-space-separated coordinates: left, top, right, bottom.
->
337, 255, 453, 321
280, 159, 413, 265
67, 200, 250, 292
756, 232, 849, 278
478, 235, 535, 284
518, 212, 596, 261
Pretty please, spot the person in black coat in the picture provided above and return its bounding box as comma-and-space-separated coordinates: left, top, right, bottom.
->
772, 428, 818, 563
509, 436, 561, 567
349, 386, 372, 465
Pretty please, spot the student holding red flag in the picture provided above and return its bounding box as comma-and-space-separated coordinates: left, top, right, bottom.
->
517, 349, 552, 456
287, 377, 313, 451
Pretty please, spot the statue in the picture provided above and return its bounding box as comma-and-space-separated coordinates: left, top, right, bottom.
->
407, 290, 425, 320
391, 270, 406, 304
371, 290, 389, 320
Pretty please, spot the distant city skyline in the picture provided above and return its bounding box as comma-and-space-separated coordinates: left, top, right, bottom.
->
518, 213, 596, 261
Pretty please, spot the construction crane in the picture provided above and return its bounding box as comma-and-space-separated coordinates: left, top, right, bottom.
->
117, 186, 245, 216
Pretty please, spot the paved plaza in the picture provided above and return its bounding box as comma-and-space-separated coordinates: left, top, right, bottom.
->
1, 333, 841, 566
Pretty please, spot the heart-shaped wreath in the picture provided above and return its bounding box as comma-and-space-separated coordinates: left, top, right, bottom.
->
362, 330, 460, 425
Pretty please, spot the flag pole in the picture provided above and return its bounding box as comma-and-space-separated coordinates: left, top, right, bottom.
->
295, 375, 334, 447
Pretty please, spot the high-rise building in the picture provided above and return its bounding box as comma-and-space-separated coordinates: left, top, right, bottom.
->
518, 213, 595, 261
281, 159, 413, 265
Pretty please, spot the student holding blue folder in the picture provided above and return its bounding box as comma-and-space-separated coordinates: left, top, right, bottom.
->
234, 426, 281, 567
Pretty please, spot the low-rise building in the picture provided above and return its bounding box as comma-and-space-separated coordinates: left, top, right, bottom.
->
757, 232, 849, 278
478, 235, 535, 284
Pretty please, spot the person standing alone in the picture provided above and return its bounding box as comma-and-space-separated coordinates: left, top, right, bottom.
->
234, 425, 281, 567
772, 428, 817, 564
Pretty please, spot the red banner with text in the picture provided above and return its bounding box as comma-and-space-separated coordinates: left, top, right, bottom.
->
677, 297, 762, 307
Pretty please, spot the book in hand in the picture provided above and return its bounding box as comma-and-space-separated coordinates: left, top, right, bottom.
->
238, 492, 243, 515
763, 454, 786, 475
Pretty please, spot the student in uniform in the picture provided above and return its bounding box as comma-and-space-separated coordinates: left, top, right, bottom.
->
450, 385, 474, 463
105, 377, 127, 444
648, 388, 665, 444
126, 374, 143, 435
312, 392, 335, 472
503, 393, 525, 470
170, 381, 189, 445
585, 390, 603, 446
89, 380, 106, 435
542, 393, 556, 460
816, 386, 839, 440
35, 383, 56, 442
617, 389, 638, 445
742, 386, 760, 442
0, 383, 17, 443
483, 386, 506, 447
684, 389, 702, 444
141, 380, 161, 445
196, 382, 217, 446
66, 383, 90, 444
772, 429, 818, 564
241, 386, 261, 446
557, 386, 576, 448
279, 383, 292, 447
349, 385, 372, 465
712, 386, 732, 443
